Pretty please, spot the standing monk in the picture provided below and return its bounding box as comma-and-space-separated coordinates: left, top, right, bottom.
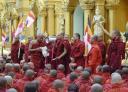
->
70, 33, 85, 67
86, 35, 102, 74
97, 35, 106, 65
29, 35, 46, 72
11, 36, 25, 63
64, 34, 71, 73
52, 32, 69, 70
24, 37, 33, 62
101, 27, 125, 72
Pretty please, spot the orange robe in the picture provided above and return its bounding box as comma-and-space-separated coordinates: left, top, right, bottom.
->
40, 76, 56, 92
57, 70, 65, 79
106, 84, 128, 92
86, 44, 102, 73
71, 39, 85, 67
14, 76, 33, 92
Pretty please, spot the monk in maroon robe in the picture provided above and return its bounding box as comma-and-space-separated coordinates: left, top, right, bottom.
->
63, 34, 71, 73
24, 37, 33, 62
40, 70, 57, 92
11, 36, 25, 63
101, 28, 126, 72
29, 35, 46, 72
0, 77, 7, 92
106, 30, 125, 72
70, 33, 85, 67
52, 32, 69, 70
98, 35, 106, 65
14, 69, 34, 92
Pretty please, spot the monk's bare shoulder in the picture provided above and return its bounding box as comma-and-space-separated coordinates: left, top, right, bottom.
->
30, 40, 37, 45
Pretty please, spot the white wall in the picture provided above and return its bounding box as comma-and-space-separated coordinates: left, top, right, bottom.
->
73, 5, 84, 40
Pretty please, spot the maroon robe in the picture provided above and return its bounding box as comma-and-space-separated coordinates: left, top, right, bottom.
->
11, 41, 25, 63
63, 39, 71, 73
52, 38, 70, 69
107, 37, 125, 71
46, 41, 54, 64
98, 41, 106, 65
24, 42, 31, 62
30, 41, 46, 72
71, 39, 85, 67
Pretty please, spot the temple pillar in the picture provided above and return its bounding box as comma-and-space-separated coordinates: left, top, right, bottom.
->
37, 8, 47, 34
96, 0, 105, 16
65, 7, 74, 38
47, 5, 55, 36
106, 0, 120, 32
79, 0, 95, 32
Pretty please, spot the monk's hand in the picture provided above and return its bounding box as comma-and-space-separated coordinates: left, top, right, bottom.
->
70, 57, 75, 62
56, 56, 61, 60
52, 56, 61, 61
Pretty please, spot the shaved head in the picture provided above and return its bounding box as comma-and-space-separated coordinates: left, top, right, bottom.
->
91, 84, 103, 92
57, 64, 65, 71
25, 69, 35, 78
50, 69, 57, 77
93, 75, 103, 84
7, 88, 17, 92
81, 71, 90, 80
53, 79, 64, 88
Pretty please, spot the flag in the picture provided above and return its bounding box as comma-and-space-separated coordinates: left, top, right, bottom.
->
84, 16, 93, 53
2, 30, 7, 46
26, 10, 35, 27
15, 19, 24, 37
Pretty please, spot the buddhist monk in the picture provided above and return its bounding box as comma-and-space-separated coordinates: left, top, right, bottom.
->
66, 72, 78, 92
4, 63, 13, 75
57, 64, 65, 79
64, 34, 71, 74
48, 79, 64, 92
4, 76, 13, 89
40, 69, 57, 92
29, 35, 46, 72
0, 77, 7, 92
101, 27, 125, 72
91, 84, 103, 92
97, 35, 106, 65
13, 64, 23, 79
24, 82, 38, 92
52, 32, 69, 70
14, 69, 35, 92
106, 73, 128, 92
11, 36, 25, 63
101, 65, 110, 83
86, 35, 102, 74
70, 33, 85, 67
121, 67, 128, 87
6, 88, 17, 92
24, 37, 33, 62
77, 71, 91, 92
